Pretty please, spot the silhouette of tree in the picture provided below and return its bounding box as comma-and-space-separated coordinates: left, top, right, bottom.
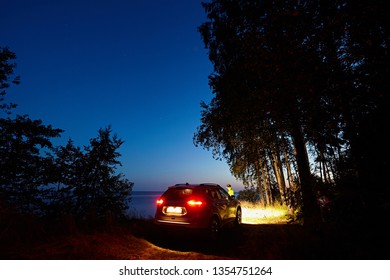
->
52, 127, 134, 221
0, 47, 20, 115
333, 0, 390, 209
47, 139, 84, 217
1, 47, 134, 223
0, 115, 63, 213
195, 0, 389, 226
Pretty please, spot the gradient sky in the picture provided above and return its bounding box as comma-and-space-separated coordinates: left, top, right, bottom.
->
1, 0, 243, 191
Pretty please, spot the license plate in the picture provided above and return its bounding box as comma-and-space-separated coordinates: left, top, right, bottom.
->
163, 206, 186, 215
166, 206, 183, 214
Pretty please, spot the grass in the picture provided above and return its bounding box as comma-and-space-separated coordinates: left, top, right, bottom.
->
240, 201, 291, 224
1, 203, 390, 260
0, 216, 226, 260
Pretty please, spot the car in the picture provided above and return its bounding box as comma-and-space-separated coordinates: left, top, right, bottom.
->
154, 183, 241, 239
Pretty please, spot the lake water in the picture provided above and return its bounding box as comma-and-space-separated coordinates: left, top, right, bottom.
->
127, 190, 165, 218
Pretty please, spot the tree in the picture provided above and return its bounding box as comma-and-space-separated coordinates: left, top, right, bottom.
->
0, 115, 63, 213
71, 127, 133, 220
47, 139, 84, 217
195, 0, 323, 226
0, 47, 63, 213
337, 0, 390, 208
195, 0, 389, 226
0, 47, 20, 114
1, 47, 134, 222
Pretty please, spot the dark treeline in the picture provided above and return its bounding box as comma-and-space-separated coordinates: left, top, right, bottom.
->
0, 47, 133, 228
194, 0, 389, 226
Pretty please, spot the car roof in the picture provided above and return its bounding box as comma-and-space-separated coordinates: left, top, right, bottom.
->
167, 183, 221, 189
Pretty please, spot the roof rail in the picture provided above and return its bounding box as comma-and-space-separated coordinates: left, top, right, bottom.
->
200, 183, 220, 187
174, 182, 190, 186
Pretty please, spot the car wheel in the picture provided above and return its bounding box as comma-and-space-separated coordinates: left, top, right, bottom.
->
235, 208, 242, 227
209, 216, 220, 240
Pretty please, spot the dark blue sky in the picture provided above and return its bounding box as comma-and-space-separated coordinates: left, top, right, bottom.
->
1, 0, 243, 191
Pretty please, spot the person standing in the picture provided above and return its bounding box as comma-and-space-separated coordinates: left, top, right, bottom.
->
227, 184, 234, 197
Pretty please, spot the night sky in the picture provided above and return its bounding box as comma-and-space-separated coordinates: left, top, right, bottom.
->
1, 0, 243, 191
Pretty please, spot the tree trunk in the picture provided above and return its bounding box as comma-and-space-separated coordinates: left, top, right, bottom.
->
271, 150, 286, 204
283, 148, 294, 188
255, 159, 265, 206
318, 144, 329, 184
290, 121, 322, 228
260, 157, 272, 206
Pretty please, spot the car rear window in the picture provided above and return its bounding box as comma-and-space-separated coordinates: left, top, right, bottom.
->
163, 188, 202, 200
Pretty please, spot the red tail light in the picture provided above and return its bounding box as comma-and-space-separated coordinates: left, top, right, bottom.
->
187, 200, 204, 207
156, 198, 164, 205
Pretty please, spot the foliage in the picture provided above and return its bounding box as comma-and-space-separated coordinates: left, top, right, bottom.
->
0, 115, 63, 213
237, 186, 260, 203
0, 47, 20, 114
194, 0, 390, 225
50, 127, 134, 221
0, 47, 134, 224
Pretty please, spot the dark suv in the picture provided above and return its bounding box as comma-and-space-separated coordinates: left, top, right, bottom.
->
154, 183, 241, 239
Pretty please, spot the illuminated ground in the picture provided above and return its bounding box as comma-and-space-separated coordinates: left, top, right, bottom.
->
241, 204, 290, 225
1, 215, 388, 259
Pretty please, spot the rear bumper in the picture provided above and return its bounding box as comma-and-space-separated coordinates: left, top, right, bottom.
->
152, 222, 210, 239
154, 214, 211, 229
155, 219, 190, 226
